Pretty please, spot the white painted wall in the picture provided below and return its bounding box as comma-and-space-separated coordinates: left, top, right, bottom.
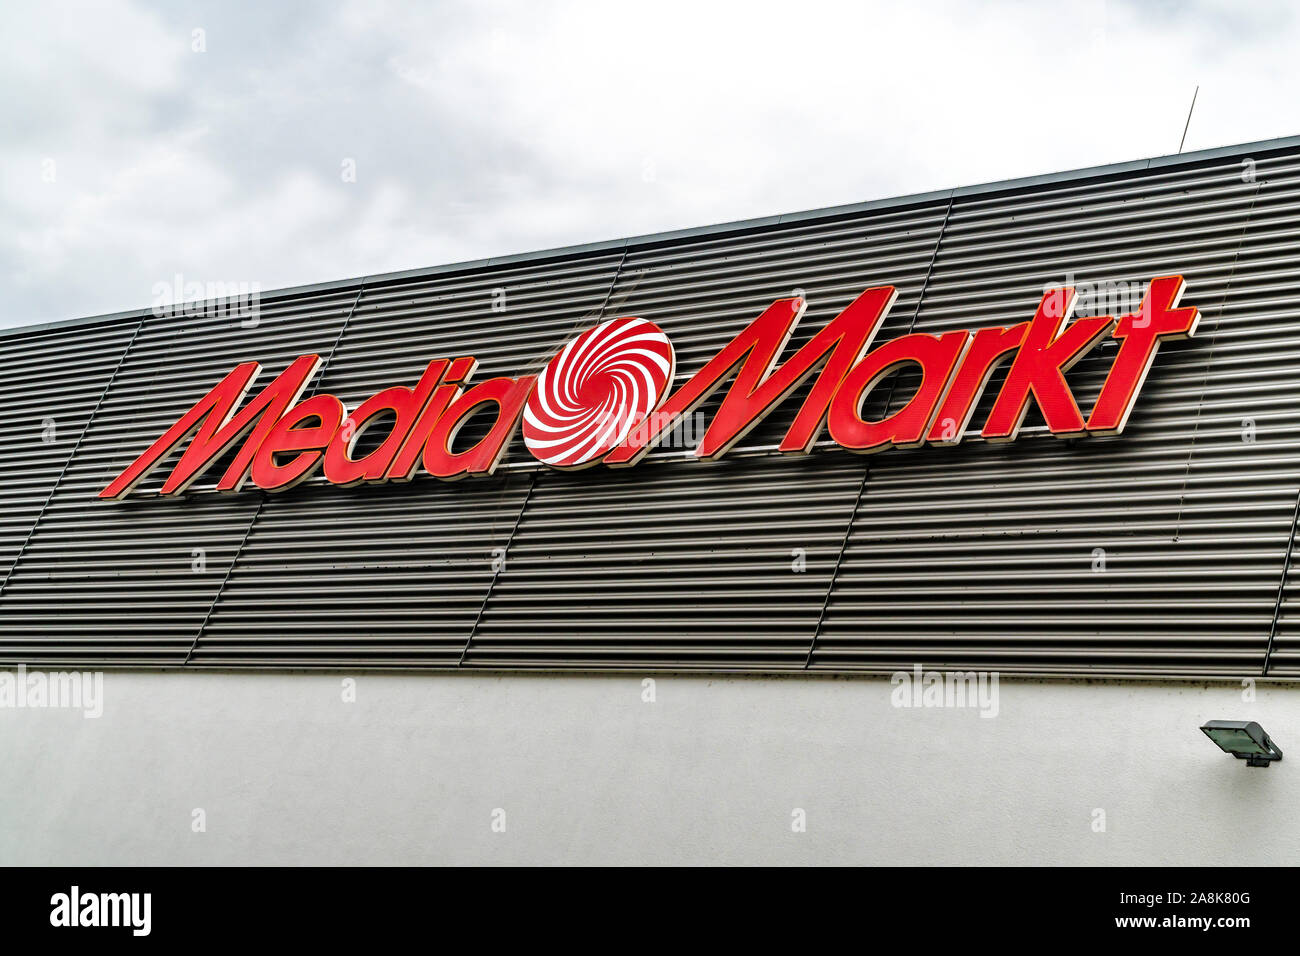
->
0, 671, 1294, 865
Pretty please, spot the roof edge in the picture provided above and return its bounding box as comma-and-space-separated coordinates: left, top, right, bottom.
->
8, 132, 1300, 341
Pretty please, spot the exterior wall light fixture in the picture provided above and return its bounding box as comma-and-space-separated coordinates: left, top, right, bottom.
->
1200, 720, 1283, 768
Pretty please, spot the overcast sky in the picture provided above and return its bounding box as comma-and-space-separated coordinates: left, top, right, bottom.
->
1, 0, 1296, 329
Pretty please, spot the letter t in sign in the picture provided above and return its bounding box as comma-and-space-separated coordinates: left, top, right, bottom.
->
1086, 275, 1199, 435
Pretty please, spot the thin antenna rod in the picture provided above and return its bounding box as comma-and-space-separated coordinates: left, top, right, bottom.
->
1178, 86, 1199, 153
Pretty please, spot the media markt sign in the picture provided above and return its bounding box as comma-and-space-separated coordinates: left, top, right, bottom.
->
100, 275, 1198, 500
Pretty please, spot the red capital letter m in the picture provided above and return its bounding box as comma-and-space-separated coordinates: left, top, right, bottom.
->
604, 286, 897, 466
99, 354, 322, 499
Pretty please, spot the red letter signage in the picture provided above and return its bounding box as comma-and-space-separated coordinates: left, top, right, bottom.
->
99, 276, 1199, 500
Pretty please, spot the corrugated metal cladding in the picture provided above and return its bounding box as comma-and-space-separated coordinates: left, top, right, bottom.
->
3, 138, 1300, 677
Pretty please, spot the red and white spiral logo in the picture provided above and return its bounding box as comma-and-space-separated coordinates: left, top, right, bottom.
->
524, 317, 675, 468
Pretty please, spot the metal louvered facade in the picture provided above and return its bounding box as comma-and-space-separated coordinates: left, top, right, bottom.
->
4, 136, 1300, 677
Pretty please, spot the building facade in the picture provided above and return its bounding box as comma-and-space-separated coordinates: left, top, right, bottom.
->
3, 136, 1300, 865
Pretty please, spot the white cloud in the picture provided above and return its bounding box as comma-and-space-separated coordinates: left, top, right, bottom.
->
0, 0, 1297, 327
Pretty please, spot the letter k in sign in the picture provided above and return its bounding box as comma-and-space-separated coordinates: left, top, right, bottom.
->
982, 287, 1115, 441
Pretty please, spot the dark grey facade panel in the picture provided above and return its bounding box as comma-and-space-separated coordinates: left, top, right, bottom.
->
0, 290, 360, 664
191, 473, 531, 666
467, 456, 867, 670
0, 320, 139, 580
808, 150, 1300, 676
3, 140, 1300, 676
